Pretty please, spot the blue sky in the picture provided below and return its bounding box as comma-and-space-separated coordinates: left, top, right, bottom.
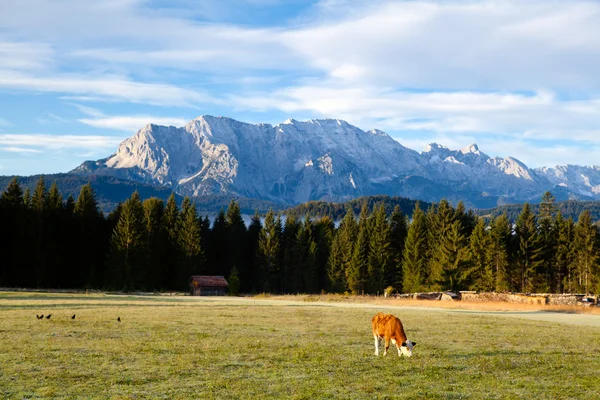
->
2, 0, 600, 175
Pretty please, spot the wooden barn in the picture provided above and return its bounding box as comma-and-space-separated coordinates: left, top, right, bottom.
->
189, 275, 228, 296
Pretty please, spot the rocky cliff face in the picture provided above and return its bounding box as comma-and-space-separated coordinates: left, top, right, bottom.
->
72, 115, 598, 207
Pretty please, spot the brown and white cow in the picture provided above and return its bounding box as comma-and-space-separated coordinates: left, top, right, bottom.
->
371, 312, 416, 357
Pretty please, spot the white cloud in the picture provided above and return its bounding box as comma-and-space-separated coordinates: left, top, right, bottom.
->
230, 85, 600, 140
0, 70, 213, 107
282, 1, 600, 91
0, 134, 123, 150
78, 116, 188, 131
1, 147, 43, 154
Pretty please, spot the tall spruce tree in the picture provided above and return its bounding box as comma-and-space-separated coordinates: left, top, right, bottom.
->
245, 211, 263, 292
300, 216, 319, 293
162, 193, 180, 289
468, 218, 494, 291
532, 191, 558, 292
31, 177, 48, 287
282, 215, 301, 293
32, 176, 48, 212
226, 200, 248, 286
389, 205, 408, 289
257, 210, 282, 292
489, 214, 511, 292
314, 216, 335, 292
368, 204, 392, 293
426, 199, 456, 291
440, 220, 470, 292
106, 192, 147, 290
327, 207, 356, 293
348, 203, 370, 294
0, 178, 24, 286
177, 197, 203, 286
402, 203, 427, 293
143, 198, 166, 289
573, 211, 598, 294
515, 203, 538, 292
73, 183, 104, 288
555, 213, 575, 293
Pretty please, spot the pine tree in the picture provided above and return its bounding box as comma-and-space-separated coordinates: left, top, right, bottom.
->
402, 203, 427, 293
454, 201, 477, 238
143, 198, 165, 290
348, 203, 370, 294
31, 177, 49, 287
532, 191, 558, 292
106, 192, 147, 290
226, 200, 248, 286
532, 214, 557, 293
257, 210, 281, 292
282, 215, 301, 293
368, 204, 392, 293
1, 178, 23, 209
47, 182, 63, 210
468, 218, 494, 291
573, 211, 598, 294
515, 203, 538, 292
32, 176, 48, 212
327, 207, 356, 293
555, 213, 575, 293
23, 188, 32, 209
440, 220, 470, 293
489, 214, 511, 292
0, 178, 24, 286
389, 205, 408, 290
178, 197, 202, 286
73, 184, 104, 288
245, 211, 263, 293
300, 216, 319, 293
314, 216, 334, 292
426, 199, 456, 291
162, 193, 179, 288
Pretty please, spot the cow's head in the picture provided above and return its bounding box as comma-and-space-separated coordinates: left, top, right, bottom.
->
400, 341, 416, 357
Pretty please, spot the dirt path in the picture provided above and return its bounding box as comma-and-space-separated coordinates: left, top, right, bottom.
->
182, 296, 600, 327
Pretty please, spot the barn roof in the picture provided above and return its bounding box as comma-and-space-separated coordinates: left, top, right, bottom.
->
190, 275, 229, 287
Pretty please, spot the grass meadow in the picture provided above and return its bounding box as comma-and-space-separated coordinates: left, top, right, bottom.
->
1, 292, 600, 399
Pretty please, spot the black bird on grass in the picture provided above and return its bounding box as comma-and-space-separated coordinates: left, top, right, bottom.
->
36, 314, 43, 319
46, 314, 52, 319
71, 314, 76, 320
117, 317, 121, 322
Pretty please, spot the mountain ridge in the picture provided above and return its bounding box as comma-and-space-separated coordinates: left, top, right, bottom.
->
69, 115, 600, 208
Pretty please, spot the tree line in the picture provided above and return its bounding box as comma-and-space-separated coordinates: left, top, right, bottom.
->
1, 178, 599, 295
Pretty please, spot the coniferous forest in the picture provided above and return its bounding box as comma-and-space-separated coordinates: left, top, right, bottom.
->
1, 177, 599, 295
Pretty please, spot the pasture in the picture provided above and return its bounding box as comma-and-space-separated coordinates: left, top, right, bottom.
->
1, 293, 600, 399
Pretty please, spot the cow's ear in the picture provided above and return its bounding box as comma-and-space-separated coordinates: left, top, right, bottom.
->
401, 341, 407, 347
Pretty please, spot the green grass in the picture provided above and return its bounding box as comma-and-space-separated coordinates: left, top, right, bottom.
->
1, 292, 599, 399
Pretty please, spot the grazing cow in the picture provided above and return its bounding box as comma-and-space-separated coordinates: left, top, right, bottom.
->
371, 312, 416, 357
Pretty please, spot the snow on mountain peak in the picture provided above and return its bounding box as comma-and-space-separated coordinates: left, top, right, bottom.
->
461, 143, 480, 154
423, 143, 449, 153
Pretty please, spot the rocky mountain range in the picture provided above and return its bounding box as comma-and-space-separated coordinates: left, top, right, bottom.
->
71, 115, 600, 208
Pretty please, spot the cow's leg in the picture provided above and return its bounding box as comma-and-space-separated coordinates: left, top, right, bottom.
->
374, 335, 380, 356
384, 337, 390, 356
391, 338, 401, 357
